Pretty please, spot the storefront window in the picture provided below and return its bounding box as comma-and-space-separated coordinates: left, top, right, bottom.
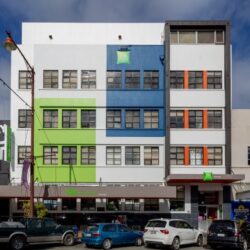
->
170, 186, 185, 211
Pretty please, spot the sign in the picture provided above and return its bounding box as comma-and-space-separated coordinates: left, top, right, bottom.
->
65, 188, 97, 197
231, 201, 250, 222
117, 50, 130, 64
203, 172, 214, 182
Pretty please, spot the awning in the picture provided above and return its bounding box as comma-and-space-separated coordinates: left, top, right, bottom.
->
0, 184, 176, 198
167, 174, 245, 185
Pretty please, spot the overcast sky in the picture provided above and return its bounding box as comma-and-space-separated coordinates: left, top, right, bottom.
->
0, 0, 249, 119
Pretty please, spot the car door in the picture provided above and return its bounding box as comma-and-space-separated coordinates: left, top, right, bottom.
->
43, 218, 62, 242
102, 224, 120, 245
117, 224, 135, 244
26, 218, 45, 243
180, 221, 196, 244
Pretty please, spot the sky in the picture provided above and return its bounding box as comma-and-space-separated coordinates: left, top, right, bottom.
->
0, 0, 250, 120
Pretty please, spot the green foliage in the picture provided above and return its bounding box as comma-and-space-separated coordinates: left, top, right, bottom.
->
22, 201, 48, 218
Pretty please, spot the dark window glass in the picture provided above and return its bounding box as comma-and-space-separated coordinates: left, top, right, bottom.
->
197, 31, 214, 44
43, 110, 58, 128
19, 71, 32, 89
189, 71, 203, 89
43, 146, 58, 165
81, 110, 96, 128
106, 110, 121, 128
81, 146, 96, 165
189, 110, 203, 128
125, 199, 140, 211
170, 186, 185, 211
18, 146, 31, 164
144, 71, 159, 89
170, 147, 184, 165
62, 70, 77, 88
208, 147, 223, 165
43, 199, 58, 210
107, 71, 122, 89
81, 70, 96, 89
125, 71, 140, 89
170, 110, 184, 128
43, 70, 58, 88
125, 146, 140, 165
62, 198, 77, 210
170, 71, 184, 89
62, 110, 77, 128
207, 71, 222, 89
179, 31, 196, 44
103, 224, 116, 232
146, 220, 166, 228
106, 199, 121, 211
208, 110, 222, 128
18, 109, 32, 128
144, 199, 159, 211
125, 110, 140, 128
81, 198, 96, 211
216, 30, 224, 43
62, 146, 77, 165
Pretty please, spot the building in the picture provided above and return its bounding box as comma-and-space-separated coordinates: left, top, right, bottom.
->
6, 21, 243, 228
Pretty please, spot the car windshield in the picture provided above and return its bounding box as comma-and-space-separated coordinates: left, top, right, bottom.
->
146, 220, 167, 228
210, 221, 235, 231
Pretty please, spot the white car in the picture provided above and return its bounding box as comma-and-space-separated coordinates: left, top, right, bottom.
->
143, 218, 203, 250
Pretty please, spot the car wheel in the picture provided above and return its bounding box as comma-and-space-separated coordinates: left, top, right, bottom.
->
63, 233, 74, 246
102, 239, 112, 250
196, 234, 203, 247
10, 235, 26, 250
135, 237, 143, 246
171, 237, 180, 250
242, 238, 248, 250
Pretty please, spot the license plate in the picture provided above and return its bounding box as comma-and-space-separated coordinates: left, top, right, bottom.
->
150, 230, 157, 234
85, 233, 91, 237
217, 233, 225, 237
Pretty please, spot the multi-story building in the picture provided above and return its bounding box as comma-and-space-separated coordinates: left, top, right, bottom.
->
7, 21, 244, 229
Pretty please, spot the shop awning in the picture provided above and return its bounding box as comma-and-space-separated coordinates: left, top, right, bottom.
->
0, 184, 176, 198
167, 174, 244, 185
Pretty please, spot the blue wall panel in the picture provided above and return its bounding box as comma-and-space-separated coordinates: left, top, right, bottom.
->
106, 45, 165, 137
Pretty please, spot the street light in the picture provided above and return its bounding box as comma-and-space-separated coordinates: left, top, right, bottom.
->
4, 31, 35, 217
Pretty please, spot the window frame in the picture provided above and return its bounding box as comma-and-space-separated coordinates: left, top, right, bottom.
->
107, 71, 122, 89
143, 70, 159, 89
207, 71, 222, 89
19, 70, 32, 89
170, 185, 185, 211
170, 71, 184, 89
189, 71, 203, 89
81, 110, 96, 128
18, 109, 32, 128
208, 147, 223, 165
18, 146, 31, 164
81, 146, 96, 165
43, 146, 58, 165
62, 110, 77, 128
125, 146, 140, 165
81, 70, 96, 89
170, 147, 184, 165
125, 110, 140, 129
208, 110, 222, 129
62, 146, 77, 165
43, 110, 58, 128
125, 70, 140, 89
144, 110, 159, 129
62, 70, 77, 89
189, 147, 203, 165
43, 70, 58, 88
170, 110, 184, 128
189, 110, 203, 128
144, 146, 159, 165
106, 146, 121, 165
106, 110, 121, 129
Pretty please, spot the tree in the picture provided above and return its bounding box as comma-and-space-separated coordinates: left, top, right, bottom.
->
22, 201, 48, 218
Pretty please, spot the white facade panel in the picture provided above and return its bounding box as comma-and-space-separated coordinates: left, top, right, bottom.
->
170, 90, 225, 108
170, 130, 225, 145
170, 166, 225, 175
22, 23, 164, 45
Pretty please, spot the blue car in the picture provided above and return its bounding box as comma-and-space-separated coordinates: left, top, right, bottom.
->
82, 223, 143, 250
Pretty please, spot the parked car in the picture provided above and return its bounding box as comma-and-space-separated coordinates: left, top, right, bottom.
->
207, 220, 250, 250
0, 218, 75, 250
143, 218, 203, 250
82, 223, 143, 250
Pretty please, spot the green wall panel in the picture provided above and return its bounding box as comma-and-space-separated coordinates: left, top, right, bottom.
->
34, 98, 96, 183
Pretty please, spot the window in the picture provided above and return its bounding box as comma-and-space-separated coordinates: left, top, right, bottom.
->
17, 199, 29, 210
18, 109, 32, 128
18, 146, 31, 164
125, 146, 140, 165
106, 198, 121, 211
170, 147, 184, 165
125, 110, 140, 128
144, 110, 159, 128
125, 199, 140, 211
197, 31, 214, 43
62, 70, 77, 88
170, 186, 185, 211
81, 70, 96, 89
103, 224, 116, 232
81, 146, 96, 165
62, 110, 77, 128
43, 70, 58, 88
43, 199, 58, 210
208, 147, 223, 165
144, 147, 159, 165
170, 71, 184, 89
189, 147, 203, 165
81, 198, 96, 211
248, 147, 250, 165
125, 71, 140, 89
179, 31, 196, 44
189, 71, 203, 89
19, 71, 32, 89
43, 146, 58, 165
189, 110, 203, 128
62, 198, 77, 210
208, 110, 222, 128
216, 30, 224, 43
207, 71, 222, 89
144, 71, 159, 89
81, 110, 96, 128
106, 146, 121, 165
170, 110, 184, 128
43, 110, 58, 128
62, 146, 77, 165
107, 71, 122, 89
144, 199, 159, 211
106, 110, 121, 128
